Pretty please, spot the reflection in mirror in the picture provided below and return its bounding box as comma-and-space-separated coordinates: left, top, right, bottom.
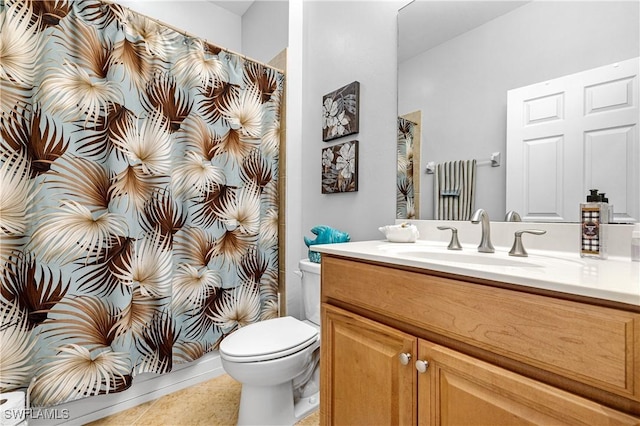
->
397, 111, 421, 219
398, 1, 639, 221
505, 57, 639, 223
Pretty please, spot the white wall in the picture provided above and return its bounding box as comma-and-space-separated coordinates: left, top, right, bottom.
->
117, 0, 242, 52
398, 1, 640, 221
242, 1, 289, 64
284, 0, 305, 318
300, 1, 403, 249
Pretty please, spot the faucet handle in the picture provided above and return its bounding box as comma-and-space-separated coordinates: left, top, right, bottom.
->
509, 229, 547, 257
437, 226, 462, 250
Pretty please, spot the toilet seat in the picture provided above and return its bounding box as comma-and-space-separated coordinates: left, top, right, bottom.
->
220, 316, 319, 363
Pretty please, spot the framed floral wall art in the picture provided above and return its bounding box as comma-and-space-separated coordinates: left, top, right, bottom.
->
322, 81, 360, 141
322, 141, 359, 193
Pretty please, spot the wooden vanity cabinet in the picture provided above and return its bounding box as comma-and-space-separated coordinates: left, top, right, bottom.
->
320, 255, 640, 426
321, 305, 417, 425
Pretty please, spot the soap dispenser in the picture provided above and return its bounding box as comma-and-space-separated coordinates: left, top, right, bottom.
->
580, 189, 608, 259
600, 192, 614, 224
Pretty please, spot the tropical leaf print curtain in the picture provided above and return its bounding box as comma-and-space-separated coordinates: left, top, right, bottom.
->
0, 0, 283, 407
397, 117, 416, 219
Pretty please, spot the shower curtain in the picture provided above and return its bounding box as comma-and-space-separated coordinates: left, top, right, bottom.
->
397, 117, 416, 219
0, 0, 283, 407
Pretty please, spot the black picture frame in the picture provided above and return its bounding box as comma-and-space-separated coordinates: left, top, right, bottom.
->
321, 140, 359, 193
322, 81, 360, 142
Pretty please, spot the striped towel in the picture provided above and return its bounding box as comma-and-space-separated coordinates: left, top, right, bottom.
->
434, 160, 477, 220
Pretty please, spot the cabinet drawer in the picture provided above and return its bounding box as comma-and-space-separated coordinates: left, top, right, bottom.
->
322, 256, 640, 401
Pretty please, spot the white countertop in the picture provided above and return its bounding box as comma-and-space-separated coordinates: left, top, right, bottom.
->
312, 240, 640, 307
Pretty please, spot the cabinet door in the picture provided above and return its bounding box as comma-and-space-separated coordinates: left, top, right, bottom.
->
321, 304, 417, 426
417, 340, 640, 426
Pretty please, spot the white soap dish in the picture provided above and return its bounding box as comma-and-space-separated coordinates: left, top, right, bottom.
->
378, 223, 419, 243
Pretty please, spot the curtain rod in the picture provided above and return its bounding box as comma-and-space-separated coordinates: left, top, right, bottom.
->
99, 0, 285, 73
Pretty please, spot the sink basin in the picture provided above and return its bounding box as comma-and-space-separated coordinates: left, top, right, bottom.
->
397, 250, 541, 267
379, 243, 586, 269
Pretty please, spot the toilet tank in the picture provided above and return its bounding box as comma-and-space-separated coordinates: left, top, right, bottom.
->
298, 259, 321, 326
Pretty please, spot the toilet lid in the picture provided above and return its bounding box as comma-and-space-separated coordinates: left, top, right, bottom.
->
220, 316, 319, 362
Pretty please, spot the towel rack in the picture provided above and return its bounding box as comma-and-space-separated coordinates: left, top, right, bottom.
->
425, 152, 500, 174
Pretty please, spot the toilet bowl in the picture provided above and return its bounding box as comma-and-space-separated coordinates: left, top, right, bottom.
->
219, 259, 321, 426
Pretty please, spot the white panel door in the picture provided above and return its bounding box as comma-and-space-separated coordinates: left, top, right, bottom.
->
506, 57, 639, 223
507, 86, 570, 221
579, 63, 639, 223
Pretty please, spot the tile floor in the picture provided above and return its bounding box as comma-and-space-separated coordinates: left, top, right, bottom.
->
86, 374, 319, 426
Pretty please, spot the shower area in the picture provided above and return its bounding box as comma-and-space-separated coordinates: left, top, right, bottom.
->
0, 0, 284, 415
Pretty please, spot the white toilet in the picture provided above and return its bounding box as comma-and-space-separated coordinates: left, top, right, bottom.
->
219, 259, 321, 426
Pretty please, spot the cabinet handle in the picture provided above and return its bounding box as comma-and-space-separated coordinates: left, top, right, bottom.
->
398, 353, 412, 365
415, 360, 429, 373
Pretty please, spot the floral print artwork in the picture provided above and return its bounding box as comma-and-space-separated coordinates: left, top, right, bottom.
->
0, 0, 283, 407
322, 141, 358, 193
322, 81, 359, 141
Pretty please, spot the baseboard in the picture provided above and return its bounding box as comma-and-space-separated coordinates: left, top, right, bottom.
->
29, 352, 224, 426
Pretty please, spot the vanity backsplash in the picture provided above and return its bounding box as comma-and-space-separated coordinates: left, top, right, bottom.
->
397, 219, 636, 259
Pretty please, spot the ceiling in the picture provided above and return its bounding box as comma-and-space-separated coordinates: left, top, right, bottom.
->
209, 1, 255, 16
398, 1, 530, 63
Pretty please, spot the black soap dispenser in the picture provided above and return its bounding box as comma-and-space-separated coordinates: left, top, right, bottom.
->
580, 189, 608, 259
599, 192, 614, 224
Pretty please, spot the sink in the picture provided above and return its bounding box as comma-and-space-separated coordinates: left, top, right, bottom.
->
398, 250, 541, 267
379, 243, 586, 269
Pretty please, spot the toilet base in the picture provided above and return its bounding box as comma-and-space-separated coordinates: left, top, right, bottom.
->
237, 381, 319, 426
293, 390, 320, 422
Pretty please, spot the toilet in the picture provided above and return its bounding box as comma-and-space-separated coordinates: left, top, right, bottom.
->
219, 259, 321, 425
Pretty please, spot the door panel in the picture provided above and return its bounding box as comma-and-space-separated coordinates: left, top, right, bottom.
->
584, 125, 636, 221
507, 57, 639, 222
523, 136, 564, 219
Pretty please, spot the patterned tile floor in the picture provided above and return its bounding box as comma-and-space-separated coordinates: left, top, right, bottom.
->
86, 374, 319, 426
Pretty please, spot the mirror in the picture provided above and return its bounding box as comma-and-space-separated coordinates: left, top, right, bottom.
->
398, 0, 639, 221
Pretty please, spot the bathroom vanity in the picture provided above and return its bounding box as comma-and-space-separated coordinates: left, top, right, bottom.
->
314, 240, 640, 425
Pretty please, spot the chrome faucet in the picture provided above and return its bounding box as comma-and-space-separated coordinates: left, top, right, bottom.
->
471, 208, 495, 253
505, 210, 522, 222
